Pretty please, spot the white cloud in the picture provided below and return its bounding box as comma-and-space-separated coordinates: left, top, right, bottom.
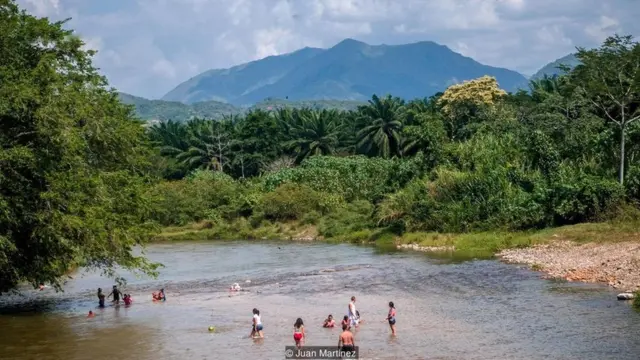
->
14, 0, 640, 98
585, 15, 621, 42
23, 0, 59, 16
151, 59, 177, 79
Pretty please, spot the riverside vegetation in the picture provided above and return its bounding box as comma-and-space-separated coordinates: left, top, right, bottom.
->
1, 1, 640, 298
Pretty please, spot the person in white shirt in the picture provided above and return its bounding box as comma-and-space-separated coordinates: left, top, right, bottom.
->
250, 308, 264, 338
348, 296, 359, 328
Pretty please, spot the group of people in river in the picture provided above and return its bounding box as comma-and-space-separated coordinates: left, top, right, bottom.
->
89, 286, 396, 351
94, 285, 164, 308
250, 295, 397, 350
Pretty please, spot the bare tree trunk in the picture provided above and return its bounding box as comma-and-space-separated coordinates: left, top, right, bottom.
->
620, 124, 626, 185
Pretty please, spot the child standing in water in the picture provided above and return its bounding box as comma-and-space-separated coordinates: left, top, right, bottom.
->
293, 318, 305, 348
249, 308, 264, 338
385, 301, 396, 336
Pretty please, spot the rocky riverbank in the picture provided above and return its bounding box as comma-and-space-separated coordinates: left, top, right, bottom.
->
498, 240, 640, 291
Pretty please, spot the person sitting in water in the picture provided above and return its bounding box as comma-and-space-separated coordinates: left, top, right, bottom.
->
323, 315, 335, 328
341, 315, 350, 330
230, 283, 242, 292
123, 294, 133, 306
152, 288, 166, 301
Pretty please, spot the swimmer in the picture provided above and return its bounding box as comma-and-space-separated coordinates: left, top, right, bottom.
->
249, 308, 264, 338
385, 301, 396, 336
293, 318, 305, 348
338, 323, 355, 352
87, 310, 95, 318
323, 314, 335, 328
97, 288, 105, 308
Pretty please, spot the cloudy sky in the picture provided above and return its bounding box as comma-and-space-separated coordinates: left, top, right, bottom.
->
16, 0, 640, 99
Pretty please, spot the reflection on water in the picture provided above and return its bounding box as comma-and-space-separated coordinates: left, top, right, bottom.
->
1, 241, 640, 360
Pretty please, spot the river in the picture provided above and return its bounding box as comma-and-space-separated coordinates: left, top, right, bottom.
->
1, 241, 639, 360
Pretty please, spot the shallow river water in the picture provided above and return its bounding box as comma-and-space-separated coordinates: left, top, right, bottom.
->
1, 241, 639, 360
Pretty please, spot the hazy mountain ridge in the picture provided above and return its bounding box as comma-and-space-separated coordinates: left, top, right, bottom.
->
530, 54, 580, 80
162, 38, 529, 105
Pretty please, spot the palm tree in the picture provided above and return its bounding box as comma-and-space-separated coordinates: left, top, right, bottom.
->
528, 75, 566, 99
356, 94, 406, 158
176, 119, 233, 172
148, 120, 190, 156
286, 109, 344, 163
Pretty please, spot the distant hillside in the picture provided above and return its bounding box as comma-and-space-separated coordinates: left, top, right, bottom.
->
118, 93, 238, 122
530, 54, 580, 80
118, 93, 365, 121
250, 98, 365, 112
162, 38, 529, 105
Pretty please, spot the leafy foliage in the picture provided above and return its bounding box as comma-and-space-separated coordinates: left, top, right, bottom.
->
0, 1, 158, 293
2, 1, 640, 294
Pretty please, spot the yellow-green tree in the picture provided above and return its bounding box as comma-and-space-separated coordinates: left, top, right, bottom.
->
437, 76, 508, 140
438, 75, 508, 115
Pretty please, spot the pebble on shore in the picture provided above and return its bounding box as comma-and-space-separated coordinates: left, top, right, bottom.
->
498, 240, 640, 291
397, 243, 455, 252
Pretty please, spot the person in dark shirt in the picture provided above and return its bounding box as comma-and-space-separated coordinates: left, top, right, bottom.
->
108, 285, 122, 304
97, 288, 106, 308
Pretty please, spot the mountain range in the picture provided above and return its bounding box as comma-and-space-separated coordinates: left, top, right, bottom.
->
530, 54, 580, 80
161, 38, 530, 105
119, 38, 580, 121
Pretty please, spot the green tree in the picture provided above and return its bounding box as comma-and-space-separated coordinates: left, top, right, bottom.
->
0, 1, 158, 293
356, 94, 406, 158
571, 34, 640, 184
176, 118, 234, 172
285, 109, 344, 163
230, 109, 284, 177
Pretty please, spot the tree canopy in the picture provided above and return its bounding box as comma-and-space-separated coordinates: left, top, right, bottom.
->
0, 1, 158, 294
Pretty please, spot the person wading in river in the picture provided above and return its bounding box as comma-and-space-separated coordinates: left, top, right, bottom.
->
348, 296, 359, 328
293, 318, 305, 348
385, 301, 396, 336
108, 285, 122, 305
97, 288, 105, 308
249, 308, 264, 338
338, 323, 355, 352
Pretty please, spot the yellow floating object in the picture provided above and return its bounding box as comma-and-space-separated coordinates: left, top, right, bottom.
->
208, 326, 215, 332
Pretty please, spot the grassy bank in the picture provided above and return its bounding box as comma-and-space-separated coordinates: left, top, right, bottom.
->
153, 218, 640, 259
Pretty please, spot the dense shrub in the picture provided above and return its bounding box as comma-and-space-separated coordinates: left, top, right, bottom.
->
261, 156, 421, 203
318, 200, 375, 238
255, 183, 343, 221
